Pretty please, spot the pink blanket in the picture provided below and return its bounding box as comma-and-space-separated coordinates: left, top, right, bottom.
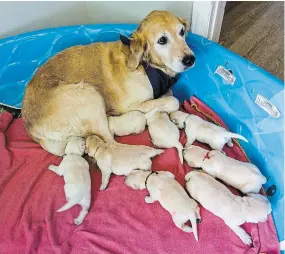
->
0, 97, 279, 254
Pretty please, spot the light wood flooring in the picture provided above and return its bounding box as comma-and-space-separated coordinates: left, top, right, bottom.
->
219, 1, 284, 80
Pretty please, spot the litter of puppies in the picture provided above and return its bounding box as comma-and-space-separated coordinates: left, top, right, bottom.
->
49, 109, 269, 245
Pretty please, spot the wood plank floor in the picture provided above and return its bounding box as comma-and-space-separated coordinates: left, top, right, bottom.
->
219, 1, 284, 80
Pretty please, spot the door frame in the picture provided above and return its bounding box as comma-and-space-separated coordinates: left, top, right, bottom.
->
191, 1, 226, 42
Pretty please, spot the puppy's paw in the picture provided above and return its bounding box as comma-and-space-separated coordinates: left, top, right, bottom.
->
74, 218, 83, 225
240, 233, 252, 245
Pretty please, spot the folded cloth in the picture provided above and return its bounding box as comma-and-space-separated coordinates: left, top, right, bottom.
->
0, 97, 279, 254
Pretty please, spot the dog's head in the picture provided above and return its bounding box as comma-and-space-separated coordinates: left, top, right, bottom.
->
128, 11, 195, 75
169, 111, 189, 129
183, 145, 209, 168
85, 135, 104, 158
124, 170, 151, 190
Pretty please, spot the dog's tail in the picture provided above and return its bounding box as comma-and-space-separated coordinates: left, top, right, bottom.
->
57, 199, 77, 213
227, 132, 248, 143
189, 212, 199, 241
175, 142, 184, 164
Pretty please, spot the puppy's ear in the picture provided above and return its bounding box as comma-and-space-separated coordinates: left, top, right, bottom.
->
127, 32, 147, 70
178, 17, 189, 31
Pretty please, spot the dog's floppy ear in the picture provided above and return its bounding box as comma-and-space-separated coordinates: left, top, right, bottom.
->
127, 32, 147, 70
178, 17, 189, 31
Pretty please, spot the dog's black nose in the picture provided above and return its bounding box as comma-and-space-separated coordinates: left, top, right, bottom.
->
196, 218, 202, 224
182, 54, 195, 67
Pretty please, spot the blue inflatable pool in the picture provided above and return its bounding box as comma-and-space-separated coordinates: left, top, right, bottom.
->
0, 24, 283, 242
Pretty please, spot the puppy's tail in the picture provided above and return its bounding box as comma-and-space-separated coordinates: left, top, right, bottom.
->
57, 199, 77, 213
189, 213, 198, 241
175, 142, 184, 164
227, 132, 248, 143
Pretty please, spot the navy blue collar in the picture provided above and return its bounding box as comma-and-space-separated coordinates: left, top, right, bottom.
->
120, 35, 177, 99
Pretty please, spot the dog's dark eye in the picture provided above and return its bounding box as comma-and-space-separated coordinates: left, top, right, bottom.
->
180, 28, 185, 36
158, 36, 167, 45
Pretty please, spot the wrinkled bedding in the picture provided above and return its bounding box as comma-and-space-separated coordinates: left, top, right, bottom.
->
0, 97, 279, 254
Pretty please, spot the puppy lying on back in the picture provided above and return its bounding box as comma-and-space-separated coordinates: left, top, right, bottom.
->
146, 110, 183, 163
185, 171, 271, 245
170, 111, 248, 151
183, 145, 266, 194
125, 170, 201, 240
108, 111, 146, 136
86, 135, 163, 190
48, 137, 91, 225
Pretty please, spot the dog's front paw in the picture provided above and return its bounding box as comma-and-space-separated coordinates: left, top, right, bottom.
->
162, 97, 179, 113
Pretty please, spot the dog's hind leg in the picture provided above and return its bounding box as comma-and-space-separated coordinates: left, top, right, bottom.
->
74, 197, 90, 225
225, 222, 252, 245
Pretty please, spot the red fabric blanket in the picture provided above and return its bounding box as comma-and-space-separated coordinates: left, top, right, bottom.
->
0, 97, 279, 254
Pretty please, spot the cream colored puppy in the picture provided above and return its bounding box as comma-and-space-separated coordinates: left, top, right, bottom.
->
185, 171, 271, 245
170, 111, 248, 150
108, 111, 146, 136
146, 110, 183, 163
86, 135, 164, 190
183, 145, 266, 194
48, 137, 91, 225
125, 170, 201, 240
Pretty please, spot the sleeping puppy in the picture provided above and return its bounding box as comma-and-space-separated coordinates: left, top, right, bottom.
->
85, 135, 164, 190
125, 170, 201, 241
108, 111, 146, 136
145, 110, 183, 163
170, 111, 248, 150
183, 145, 266, 193
48, 137, 91, 225
185, 171, 271, 245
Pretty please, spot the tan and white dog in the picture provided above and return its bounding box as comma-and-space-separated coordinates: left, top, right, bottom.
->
145, 110, 183, 163
170, 111, 248, 150
48, 137, 91, 225
85, 135, 164, 190
183, 145, 266, 194
22, 11, 195, 159
125, 170, 201, 240
185, 171, 271, 245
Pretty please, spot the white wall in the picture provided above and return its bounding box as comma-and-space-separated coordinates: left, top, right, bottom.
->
86, 1, 192, 25
0, 1, 193, 39
0, 2, 90, 39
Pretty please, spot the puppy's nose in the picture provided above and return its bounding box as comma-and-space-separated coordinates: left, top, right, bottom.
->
182, 54, 195, 67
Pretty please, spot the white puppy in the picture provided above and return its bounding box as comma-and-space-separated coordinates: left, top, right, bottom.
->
185, 171, 271, 245
85, 135, 164, 190
146, 110, 183, 163
125, 170, 201, 240
48, 137, 91, 225
183, 145, 266, 193
170, 111, 248, 151
108, 111, 146, 136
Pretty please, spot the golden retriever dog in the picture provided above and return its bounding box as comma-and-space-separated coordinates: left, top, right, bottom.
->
22, 10, 195, 156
